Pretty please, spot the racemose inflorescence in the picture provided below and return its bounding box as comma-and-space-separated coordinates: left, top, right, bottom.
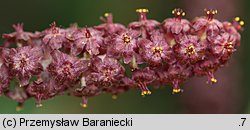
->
0, 8, 244, 110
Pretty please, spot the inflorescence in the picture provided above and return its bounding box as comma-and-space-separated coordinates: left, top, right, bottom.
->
0, 8, 244, 110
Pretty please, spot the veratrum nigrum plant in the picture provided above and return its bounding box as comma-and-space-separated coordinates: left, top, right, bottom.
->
0, 8, 244, 110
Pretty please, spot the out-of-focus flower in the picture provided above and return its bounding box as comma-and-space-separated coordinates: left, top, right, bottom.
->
0, 65, 10, 95
223, 17, 244, 46
5, 87, 29, 111
2, 23, 34, 47
3, 46, 43, 87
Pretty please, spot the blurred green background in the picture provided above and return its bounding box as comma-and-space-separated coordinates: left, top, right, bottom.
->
0, 0, 249, 114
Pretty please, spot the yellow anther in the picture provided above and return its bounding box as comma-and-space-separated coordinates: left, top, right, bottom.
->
80, 103, 87, 108
104, 13, 110, 17
235, 17, 240, 22
141, 92, 145, 96
182, 12, 185, 16
142, 9, 149, 12
136, 8, 149, 13
172, 10, 175, 14
143, 91, 147, 95
173, 89, 181, 93
36, 103, 43, 108
16, 106, 23, 112
239, 20, 244, 25
112, 95, 118, 100
215, 10, 218, 14
156, 47, 160, 50
159, 47, 163, 51
147, 91, 152, 95
177, 12, 181, 16
212, 11, 215, 15
151, 47, 156, 51
207, 11, 210, 15
211, 78, 217, 83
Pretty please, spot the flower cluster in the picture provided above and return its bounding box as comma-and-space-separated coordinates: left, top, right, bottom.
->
0, 8, 243, 110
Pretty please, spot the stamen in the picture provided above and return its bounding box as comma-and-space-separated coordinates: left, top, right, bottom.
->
235, 17, 240, 22
211, 77, 217, 83
50, 21, 59, 34
104, 12, 113, 24
233, 17, 244, 31
204, 9, 218, 20
136, 8, 149, 21
112, 95, 118, 100
172, 8, 185, 20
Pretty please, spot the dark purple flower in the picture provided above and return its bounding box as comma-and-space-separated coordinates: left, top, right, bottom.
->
42, 22, 67, 50
47, 50, 87, 85
2, 23, 34, 47
69, 28, 103, 56
167, 63, 192, 93
163, 8, 190, 35
5, 87, 29, 111
0, 64, 10, 95
103, 77, 134, 98
132, 67, 155, 95
193, 57, 220, 84
87, 56, 125, 87
139, 31, 172, 65
223, 17, 243, 47
192, 9, 223, 41
128, 9, 160, 38
73, 84, 101, 108
95, 13, 126, 35
3, 46, 43, 87
107, 29, 140, 64
174, 35, 206, 64
26, 78, 58, 107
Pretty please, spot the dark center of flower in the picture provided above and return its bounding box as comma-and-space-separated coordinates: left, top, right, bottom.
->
85, 29, 92, 38
122, 34, 131, 44
204, 9, 218, 20
152, 46, 163, 57
14, 54, 28, 69
62, 62, 73, 76
186, 45, 196, 55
